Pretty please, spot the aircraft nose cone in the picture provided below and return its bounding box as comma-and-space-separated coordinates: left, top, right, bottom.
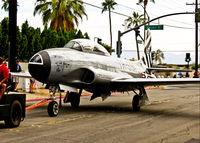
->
28, 51, 51, 83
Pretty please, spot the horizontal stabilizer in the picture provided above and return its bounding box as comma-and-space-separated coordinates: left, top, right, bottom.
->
112, 78, 200, 86
147, 68, 192, 73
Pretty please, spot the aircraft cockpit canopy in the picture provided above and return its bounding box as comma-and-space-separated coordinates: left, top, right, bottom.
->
64, 39, 110, 56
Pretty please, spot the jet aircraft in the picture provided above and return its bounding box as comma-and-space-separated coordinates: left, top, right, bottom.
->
11, 39, 200, 116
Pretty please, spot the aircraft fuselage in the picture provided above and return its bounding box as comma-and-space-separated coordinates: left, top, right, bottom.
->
29, 48, 146, 92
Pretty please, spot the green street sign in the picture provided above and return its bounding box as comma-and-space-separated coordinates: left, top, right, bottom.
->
137, 40, 142, 44
145, 25, 164, 30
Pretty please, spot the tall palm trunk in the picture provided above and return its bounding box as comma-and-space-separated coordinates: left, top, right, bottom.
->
143, 5, 146, 41
109, 9, 112, 55
135, 32, 140, 60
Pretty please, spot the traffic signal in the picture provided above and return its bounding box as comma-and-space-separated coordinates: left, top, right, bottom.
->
151, 52, 155, 61
97, 38, 102, 44
185, 53, 191, 62
116, 41, 122, 57
135, 29, 140, 37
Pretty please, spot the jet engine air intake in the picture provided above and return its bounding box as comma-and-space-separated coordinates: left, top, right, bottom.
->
80, 68, 95, 84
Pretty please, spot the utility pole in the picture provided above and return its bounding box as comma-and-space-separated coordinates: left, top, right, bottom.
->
117, 12, 197, 58
8, 0, 17, 72
195, 0, 199, 77
187, 0, 199, 77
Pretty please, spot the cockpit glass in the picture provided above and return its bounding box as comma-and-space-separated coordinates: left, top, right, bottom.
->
29, 54, 43, 64
72, 43, 82, 51
81, 43, 110, 56
64, 41, 82, 51
64, 39, 110, 56
64, 41, 75, 48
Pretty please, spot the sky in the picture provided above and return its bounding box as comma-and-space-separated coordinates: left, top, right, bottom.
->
0, 0, 199, 64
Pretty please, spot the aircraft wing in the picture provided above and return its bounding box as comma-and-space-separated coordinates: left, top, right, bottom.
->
10, 72, 32, 78
111, 78, 200, 89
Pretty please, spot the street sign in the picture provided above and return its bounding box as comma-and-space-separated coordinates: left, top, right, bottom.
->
137, 40, 143, 44
145, 25, 164, 30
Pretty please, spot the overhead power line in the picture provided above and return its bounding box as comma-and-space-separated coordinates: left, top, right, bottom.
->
81, 0, 197, 30
82, 1, 129, 17
119, 2, 194, 26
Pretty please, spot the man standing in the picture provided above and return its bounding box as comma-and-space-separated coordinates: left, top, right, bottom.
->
0, 57, 9, 100
12, 59, 21, 92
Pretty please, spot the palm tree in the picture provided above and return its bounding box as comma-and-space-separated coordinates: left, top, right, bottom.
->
34, 0, 87, 32
102, 0, 117, 55
153, 49, 165, 64
138, 0, 155, 40
138, 0, 155, 7
1, 0, 19, 11
1, 0, 9, 11
125, 12, 144, 60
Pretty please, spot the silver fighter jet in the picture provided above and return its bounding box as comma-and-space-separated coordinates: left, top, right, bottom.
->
12, 39, 200, 116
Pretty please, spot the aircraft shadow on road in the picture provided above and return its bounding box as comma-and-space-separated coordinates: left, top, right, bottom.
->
25, 103, 199, 120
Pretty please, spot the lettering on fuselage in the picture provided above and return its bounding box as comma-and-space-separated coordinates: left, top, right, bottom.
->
55, 60, 71, 72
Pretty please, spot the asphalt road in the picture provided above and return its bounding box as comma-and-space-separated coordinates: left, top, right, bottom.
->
0, 85, 199, 143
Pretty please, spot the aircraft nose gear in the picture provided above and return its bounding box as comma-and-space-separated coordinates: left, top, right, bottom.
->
47, 85, 60, 117
49, 86, 59, 98
132, 86, 150, 111
48, 101, 59, 117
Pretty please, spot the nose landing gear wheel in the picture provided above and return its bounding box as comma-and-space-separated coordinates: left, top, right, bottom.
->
48, 101, 59, 117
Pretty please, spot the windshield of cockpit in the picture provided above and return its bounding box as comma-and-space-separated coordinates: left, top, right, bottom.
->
64, 41, 110, 56
64, 41, 82, 51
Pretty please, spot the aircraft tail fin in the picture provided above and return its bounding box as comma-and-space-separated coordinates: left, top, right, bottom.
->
142, 29, 153, 68
142, 29, 192, 73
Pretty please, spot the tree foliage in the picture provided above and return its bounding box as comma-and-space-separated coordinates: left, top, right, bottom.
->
138, 0, 155, 8
34, 0, 87, 32
0, 18, 90, 61
0, 17, 9, 58
125, 12, 144, 60
152, 49, 165, 64
102, 0, 117, 55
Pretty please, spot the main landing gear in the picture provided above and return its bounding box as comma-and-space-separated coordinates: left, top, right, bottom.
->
47, 86, 82, 117
63, 90, 82, 108
132, 86, 149, 111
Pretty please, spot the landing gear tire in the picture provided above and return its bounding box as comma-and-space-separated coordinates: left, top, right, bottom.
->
70, 92, 80, 108
132, 95, 140, 111
48, 101, 59, 117
5, 100, 22, 127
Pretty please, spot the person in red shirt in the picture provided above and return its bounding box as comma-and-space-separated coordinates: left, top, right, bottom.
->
0, 57, 9, 100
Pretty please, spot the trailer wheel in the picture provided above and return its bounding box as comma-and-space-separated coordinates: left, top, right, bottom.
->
48, 101, 59, 117
5, 100, 22, 127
